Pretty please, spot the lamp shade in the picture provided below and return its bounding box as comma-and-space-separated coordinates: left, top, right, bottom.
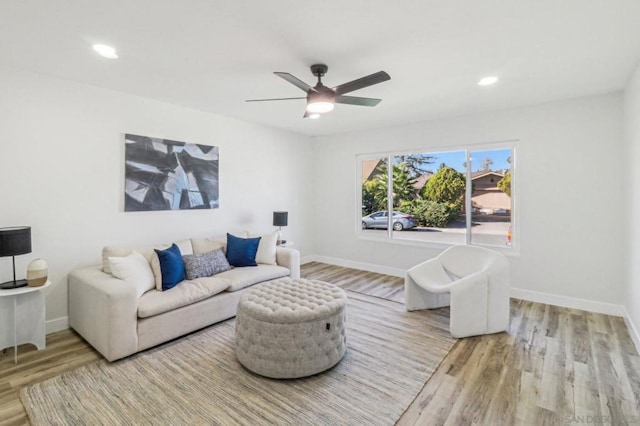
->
0, 226, 32, 257
273, 212, 288, 227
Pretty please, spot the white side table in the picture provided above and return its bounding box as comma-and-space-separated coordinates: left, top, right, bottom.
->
0, 280, 51, 364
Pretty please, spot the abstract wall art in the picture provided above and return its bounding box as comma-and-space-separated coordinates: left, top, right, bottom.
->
124, 134, 219, 212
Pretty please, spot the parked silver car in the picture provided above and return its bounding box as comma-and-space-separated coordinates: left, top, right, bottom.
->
362, 211, 417, 231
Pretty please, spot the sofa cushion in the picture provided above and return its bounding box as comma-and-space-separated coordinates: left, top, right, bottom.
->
191, 232, 247, 255
108, 251, 155, 298
217, 264, 290, 292
137, 276, 231, 318
226, 234, 261, 267
191, 237, 225, 255
183, 248, 232, 280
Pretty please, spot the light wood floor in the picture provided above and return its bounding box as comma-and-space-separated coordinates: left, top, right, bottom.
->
2, 262, 639, 425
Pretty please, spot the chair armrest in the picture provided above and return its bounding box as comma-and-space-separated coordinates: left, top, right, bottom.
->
276, 247, 300, 279
68, 266, 138, 361
485, 256, 510, 290
407, 258, 452, 292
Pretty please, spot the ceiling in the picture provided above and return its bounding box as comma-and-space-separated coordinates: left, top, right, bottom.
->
1, 1, 640, 137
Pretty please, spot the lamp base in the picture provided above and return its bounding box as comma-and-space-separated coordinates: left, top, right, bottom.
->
0, 279, 28, 290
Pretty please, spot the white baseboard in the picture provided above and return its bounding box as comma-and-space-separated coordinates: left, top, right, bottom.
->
300, 255, 317, 265
46, 316, 68, 334
303, 255, 627, 318
623, 307, 640, 355
509, 287, 624, 317
302, 255, 405, 278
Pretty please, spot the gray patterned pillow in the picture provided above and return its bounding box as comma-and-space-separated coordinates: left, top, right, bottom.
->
182, 248, 232, 280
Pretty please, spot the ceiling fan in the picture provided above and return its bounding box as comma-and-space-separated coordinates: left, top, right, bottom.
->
246, 64, 390, 118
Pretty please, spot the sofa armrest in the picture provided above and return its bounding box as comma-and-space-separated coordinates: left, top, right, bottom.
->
276, 247, 300, 279
68, 266, 138, 361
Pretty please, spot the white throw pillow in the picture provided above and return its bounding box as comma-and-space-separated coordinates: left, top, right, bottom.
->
108, 251, 155, 298
102, 245, 155, 273
254, 231, 278, 265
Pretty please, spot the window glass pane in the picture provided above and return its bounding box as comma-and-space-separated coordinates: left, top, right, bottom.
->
392, 151, 466, 245
358, 144, 515, 251
361, 157, 390, 237
469, 148, 513, 247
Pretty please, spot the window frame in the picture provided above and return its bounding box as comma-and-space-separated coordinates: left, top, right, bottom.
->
356, 140, 518, 255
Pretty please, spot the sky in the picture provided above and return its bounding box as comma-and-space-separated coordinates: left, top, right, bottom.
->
409, 148, 511, 174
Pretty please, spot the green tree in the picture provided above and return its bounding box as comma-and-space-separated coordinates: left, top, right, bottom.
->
421, 166, 466, 206
375, 163, 416, 208
394, 154, 435, 177
363, 163, 417, 216
398, 199, 453, 228
362, 180, 382, 215
498, 171, 511, 197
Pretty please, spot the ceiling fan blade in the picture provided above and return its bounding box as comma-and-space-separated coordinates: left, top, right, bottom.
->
335, 95, 382, 107
245, 97, 305, 102
333, 71, 390, 95
274, 72, 316, 93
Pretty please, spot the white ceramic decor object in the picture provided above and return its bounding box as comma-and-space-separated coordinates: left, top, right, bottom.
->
27, 258, 48, 287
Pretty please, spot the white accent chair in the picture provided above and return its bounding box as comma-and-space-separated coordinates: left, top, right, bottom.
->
405, 245, 510, 338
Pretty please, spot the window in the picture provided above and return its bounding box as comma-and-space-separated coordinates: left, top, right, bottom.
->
358, 142, 515, 250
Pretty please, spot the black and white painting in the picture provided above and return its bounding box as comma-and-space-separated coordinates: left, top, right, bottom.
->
124, 134, 219, 212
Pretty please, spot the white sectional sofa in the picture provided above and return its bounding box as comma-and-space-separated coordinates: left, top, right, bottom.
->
68, 236, 300, 362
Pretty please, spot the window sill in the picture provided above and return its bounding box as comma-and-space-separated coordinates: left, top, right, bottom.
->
356, 232, 520, 257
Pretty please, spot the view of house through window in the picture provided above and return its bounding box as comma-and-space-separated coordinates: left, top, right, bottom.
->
359, 144, 514, 248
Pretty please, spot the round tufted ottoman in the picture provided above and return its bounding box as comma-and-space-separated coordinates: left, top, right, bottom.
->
235, 278, 347, 379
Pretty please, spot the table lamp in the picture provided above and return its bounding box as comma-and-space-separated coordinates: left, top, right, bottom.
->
273, 211, 288, 245
0, 226, 32, 289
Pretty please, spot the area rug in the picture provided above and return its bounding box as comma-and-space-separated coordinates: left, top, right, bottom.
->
21, 292, 456, 425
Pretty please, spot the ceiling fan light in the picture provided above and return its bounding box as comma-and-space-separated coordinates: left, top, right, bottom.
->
306, 101, 334, 113
308, 113, 320, 119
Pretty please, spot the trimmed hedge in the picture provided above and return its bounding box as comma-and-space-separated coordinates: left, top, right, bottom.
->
398, 199, 460, 228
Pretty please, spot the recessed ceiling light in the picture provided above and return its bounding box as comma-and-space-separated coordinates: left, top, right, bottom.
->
308, 113, 320, 119
92, 44, 118, 59
478, 76, 498, 86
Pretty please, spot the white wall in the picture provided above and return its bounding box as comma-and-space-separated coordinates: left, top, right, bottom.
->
312, 93, 625, 312
0, 66, 313, 328
623, 60, 640, 347
0, 65, 629, 334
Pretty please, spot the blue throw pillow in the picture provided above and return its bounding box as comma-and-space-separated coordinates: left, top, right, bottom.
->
226, 233, 261, 267
154, 243, 185, 290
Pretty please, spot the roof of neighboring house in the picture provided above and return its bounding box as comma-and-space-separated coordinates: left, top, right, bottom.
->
471, 170, 505, 180
412, 172, 433, 191
362, 159, 384, 182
